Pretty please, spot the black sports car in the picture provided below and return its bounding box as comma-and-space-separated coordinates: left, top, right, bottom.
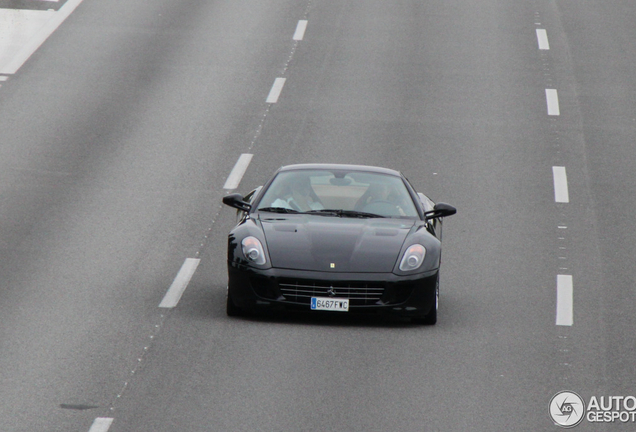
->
222, 164, 456, 324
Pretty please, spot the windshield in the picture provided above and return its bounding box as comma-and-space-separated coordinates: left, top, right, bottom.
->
255, 169, 419, 218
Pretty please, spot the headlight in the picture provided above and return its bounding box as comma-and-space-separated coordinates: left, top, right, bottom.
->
241, 236, 267, 265
399, 244, 426, 271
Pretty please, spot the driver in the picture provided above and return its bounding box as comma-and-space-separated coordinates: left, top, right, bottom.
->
355, 183, 391, 208
354, 183, 407, 215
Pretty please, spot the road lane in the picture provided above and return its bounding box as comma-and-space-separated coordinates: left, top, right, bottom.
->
0, 0, 310, 430
555, 0, 636, 405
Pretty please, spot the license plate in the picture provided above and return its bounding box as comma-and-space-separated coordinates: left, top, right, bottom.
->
310, 297, 349, 312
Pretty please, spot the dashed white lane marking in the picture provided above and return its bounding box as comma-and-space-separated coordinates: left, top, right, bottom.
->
546, 89, 560, 116
293, 20, 308, 41
223, 153, 253, 190
536, 29, 550, 50
159, 258, 201, 308
552, 166, 570, 203
88, 417, 114, 432
556, 274, 573, 326
0, 0, 84, 74
266, 77, 286, 103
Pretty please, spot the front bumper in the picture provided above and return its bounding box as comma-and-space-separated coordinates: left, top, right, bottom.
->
227, 262, 438, 318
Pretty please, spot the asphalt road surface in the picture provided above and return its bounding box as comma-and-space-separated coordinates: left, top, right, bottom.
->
0, 0, 635, 430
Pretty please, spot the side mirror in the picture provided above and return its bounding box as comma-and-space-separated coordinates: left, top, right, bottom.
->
424, 203, 456, 221
222, 193, 252, 212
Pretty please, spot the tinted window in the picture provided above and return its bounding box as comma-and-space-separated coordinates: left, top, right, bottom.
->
256, 170, 418, 218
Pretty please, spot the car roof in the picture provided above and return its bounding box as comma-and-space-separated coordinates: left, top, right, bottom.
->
277, 163, 403, 177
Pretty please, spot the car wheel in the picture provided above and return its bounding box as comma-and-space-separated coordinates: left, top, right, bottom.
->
413, 275, 438, 325
226, 286, 243, 317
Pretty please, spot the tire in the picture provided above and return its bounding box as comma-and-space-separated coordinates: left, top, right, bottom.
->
226, 286, 243, 317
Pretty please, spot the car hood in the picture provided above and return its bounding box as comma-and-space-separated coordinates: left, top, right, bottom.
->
259, 215, 416, 272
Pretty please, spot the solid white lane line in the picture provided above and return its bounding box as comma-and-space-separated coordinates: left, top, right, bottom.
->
552, 166, 569, 203
546, 89, 560, 116
0, 76, 7, 81
223, 153, 253, 190
266, 77, 286, 103
293, 20, 308, 41
159, 258, 201, 308
556, 274, 573, 326
536, 29, 550, 50
88, 417, 114, 432
1, 0, 84, 74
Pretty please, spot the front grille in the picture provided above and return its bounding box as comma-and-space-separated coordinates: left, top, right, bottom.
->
278, 278, 385, 306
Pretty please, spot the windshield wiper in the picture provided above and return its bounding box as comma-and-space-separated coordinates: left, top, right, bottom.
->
258, 207, 301, 214
339, 210, 384, 218
305, 209, 384, 218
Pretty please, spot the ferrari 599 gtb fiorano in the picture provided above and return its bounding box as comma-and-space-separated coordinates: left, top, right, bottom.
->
222, 164, 456, 324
